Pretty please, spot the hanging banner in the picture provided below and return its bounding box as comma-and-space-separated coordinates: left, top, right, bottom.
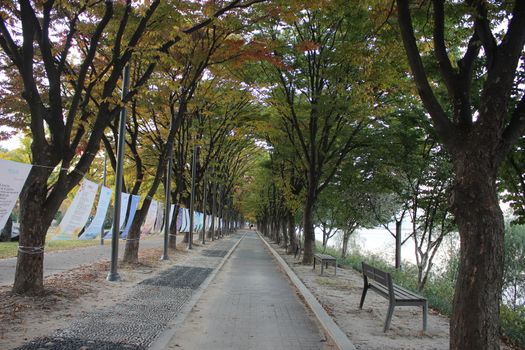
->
55, 179, 98, 240
206, 215, 213, 230
104, 192, 130, 239
195, 211, 203, 231
153, 202, 164, 233
176, 206, 182, 232
180, 208, 190, 232
141, 200, 158, 235
80, 186, 112, 240
121, 194, 141, 239
167, 204, 175, 230
0, 159, 32, 231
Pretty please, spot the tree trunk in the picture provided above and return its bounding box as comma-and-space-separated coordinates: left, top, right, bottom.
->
281, 217, 288, 249
302, 195, 315, 264
449, 155, 504, 350
169, 206, 178, 249
287, 211, 296, 254
123, 197, 152, 264
13, 168, 56, 294
341, 230, 350, 259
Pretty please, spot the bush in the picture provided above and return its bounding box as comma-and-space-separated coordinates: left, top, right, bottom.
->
501, 305, 525, 347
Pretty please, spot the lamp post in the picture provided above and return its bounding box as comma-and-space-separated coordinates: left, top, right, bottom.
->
210, 165, 216, 241
188, 145, 198, 249
100, 152, 107, 246
161, 155, 171, 260
107, 64, 130, 282
202, 169, 207, 245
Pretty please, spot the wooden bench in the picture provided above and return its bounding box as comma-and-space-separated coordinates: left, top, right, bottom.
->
359, 262, 428, 332
313, 253, 337, 276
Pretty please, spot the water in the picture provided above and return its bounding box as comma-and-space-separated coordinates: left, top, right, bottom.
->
314, 223, 458, 271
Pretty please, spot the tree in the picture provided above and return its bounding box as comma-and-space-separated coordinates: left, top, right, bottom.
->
262, 2, 378, 264
395, 1, 525, 348
405, 141, 454, 290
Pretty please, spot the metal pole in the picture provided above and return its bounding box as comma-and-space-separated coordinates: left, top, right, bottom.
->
107, 64, 130, 282
100, 152, 107, 246
210, 166, 216, 241
161, 156, 171, 260
188, 145, 198, 249
202, 169, 207, 245
218, 184, 223, 238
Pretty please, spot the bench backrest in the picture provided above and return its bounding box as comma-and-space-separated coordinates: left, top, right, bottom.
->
362, 262, 394, 299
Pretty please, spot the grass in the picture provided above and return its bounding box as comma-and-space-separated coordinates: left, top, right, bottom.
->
0, 239, 100, 259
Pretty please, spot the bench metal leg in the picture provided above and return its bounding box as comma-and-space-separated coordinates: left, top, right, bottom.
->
359, 285, 368, 309
383, 303, 395, 332
423, 301, 428, 331
313, 258, 316, 271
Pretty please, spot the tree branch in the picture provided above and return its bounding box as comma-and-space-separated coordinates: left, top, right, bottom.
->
396, 0, 456, 148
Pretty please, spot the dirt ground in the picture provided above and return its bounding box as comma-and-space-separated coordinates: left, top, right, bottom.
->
267, 241, 514, 350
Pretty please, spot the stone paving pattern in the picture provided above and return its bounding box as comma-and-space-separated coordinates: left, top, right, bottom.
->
167, 231, 332, 350
13, 238, 237, 350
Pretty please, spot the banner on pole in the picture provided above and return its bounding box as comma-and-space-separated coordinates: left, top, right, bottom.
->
206, 215, 213, 230
168, 204, 175, 231
0, 159, 32, 231
55, 179, 98, 240
80, 186, 112, 240
104, 192, 130, 239
194, 211, 203, 231
180, 208, 190, 232
141, 200, 158, 235
153, 202, 164, 233
121, 194, 141, 239
176, 206, 182, 232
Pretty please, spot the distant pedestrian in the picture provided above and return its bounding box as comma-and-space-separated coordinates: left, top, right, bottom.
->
249, 224, 253, 230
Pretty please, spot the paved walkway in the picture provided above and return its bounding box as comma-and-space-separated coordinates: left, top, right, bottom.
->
163, 231, 331, 350
0, 236, 164, 286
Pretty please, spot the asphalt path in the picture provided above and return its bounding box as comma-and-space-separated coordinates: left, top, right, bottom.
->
165, 231, 331, 350
0, 236, 164, 286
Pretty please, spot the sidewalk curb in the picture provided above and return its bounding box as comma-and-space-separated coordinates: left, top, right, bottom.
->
258, 232, 357, 350
149, 232, 246, 350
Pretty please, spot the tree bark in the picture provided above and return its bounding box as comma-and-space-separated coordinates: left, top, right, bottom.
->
341, 230, 350, 259
449, 153, 504, 350
302, 193, 315, 264
281, 216, 288, 249
123, 201, 149, 264
287, 210, 295, 254
13, 168, 56, 294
